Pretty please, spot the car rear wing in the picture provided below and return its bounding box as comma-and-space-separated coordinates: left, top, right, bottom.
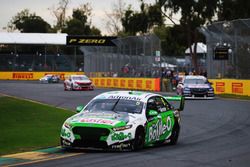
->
164, 96, 185, 111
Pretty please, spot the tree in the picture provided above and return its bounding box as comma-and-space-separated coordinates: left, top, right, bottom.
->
62, 3, 101, 35
8, 9, 51, 33
162, 0, 218, 72
217, 0, 250, 21
121, 1, 163, 35
49, 0, 69, 32
105, 0, 126, 35
154, 25, 187, 56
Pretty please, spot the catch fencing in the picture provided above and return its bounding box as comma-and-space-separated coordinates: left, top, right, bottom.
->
200, 19, 250, 79
81, 34, 162, 77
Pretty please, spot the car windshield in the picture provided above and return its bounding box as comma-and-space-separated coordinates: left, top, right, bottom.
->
85, 99, 143, 114
72, 76, 88, 80
184, 78, 206, 84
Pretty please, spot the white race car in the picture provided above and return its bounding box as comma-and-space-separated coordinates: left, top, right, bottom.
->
64, 75, 94, 91
60, 91, 184, 151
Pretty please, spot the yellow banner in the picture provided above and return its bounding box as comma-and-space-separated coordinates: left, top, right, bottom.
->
0, 72, 84, 80
210, 79, 250, 96
91, 77, 160, 91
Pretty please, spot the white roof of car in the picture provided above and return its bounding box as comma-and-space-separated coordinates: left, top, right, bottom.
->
70, 75, 87, 77
184, 75, 206, 80
94, 91, 157, 102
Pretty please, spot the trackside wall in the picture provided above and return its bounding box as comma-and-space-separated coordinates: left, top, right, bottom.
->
0, 72, 161, 91
210, 79, 250, 96
91, 77, 161, 92
0, 72, 84, 81
0, 72, 249, 95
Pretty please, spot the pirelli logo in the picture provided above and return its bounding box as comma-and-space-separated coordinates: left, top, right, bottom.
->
66, 36, 117, 46
13, 73, 33, 79
216, 82, 225, 93
232, 83, 243, 94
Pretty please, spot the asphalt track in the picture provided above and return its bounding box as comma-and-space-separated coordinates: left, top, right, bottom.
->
0, 80, 250, 167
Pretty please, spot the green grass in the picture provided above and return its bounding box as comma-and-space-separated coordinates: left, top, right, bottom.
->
0, 96, 75, 156
217, 93, 250, 100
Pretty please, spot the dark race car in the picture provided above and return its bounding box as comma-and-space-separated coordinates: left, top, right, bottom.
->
176, 75, 214, 99
39, 74, 60, 83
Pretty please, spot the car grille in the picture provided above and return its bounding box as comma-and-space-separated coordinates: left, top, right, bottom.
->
76, 82, 91, 88
191, 88, 208, 95
72, 127, 110, 148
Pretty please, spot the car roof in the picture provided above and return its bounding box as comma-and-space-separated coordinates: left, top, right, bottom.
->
184, 75, 206, 80
70, 75, 87, 77
93, 91, 159, 102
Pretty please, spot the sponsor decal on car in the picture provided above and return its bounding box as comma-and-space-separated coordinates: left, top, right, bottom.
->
108, 95, 142, 101
80, 118, 119, 125
148, 116, 171, 142
111, 132, 132, 141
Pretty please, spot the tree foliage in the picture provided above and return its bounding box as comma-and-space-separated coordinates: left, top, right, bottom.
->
161, 0, 218, 71
62, 3, 101, 35
121, 1, 164, 36
8, 9, 51, 33
217, 0, 250, 21
105, 0, 126, 35
49, 0, 69, 32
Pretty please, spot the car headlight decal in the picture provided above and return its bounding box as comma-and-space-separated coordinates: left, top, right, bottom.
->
112, 124, 133, 131
64, 122, 71, 129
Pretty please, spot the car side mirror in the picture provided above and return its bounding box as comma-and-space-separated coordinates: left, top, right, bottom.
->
148, 110, 158, 117
76, 106, 84, 113
164, 96, 185, 111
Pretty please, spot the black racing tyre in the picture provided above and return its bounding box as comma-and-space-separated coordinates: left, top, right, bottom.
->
64, 83, 67, 91
70, 84, 74, 91
132, 129, 145, 151
169, 120, 180, 145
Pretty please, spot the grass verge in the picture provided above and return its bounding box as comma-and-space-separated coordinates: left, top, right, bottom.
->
0, 96, 74, 156
217, 93, 250, 100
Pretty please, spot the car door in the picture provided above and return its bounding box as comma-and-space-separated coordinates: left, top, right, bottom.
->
145, 96, 174, 145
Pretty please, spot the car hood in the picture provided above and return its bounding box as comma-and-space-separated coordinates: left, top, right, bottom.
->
185, 84, 210, 89
67, 110, 134, 127
73, 80, 91, 83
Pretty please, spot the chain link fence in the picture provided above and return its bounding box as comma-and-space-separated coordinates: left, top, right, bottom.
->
200, 19, 250, 79
81, 34, 162, 77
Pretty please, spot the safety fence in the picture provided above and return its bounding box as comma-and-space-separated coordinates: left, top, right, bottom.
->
200, 19, 250, 79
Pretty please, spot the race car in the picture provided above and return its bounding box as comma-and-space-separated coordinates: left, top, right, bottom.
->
176, 75, 214, 99
39, 74, 60, 83
60, 91, 184, 151
64, 75, 94, 91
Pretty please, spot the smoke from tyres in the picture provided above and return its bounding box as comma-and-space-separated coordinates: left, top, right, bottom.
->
66, 36, 117, 46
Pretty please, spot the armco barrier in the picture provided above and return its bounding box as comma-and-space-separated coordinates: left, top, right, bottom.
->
91, 77, 161, 92
0, 72, 84, 80
210, 79, 250, 96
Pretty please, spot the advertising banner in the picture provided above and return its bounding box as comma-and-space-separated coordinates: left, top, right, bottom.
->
210, 79, 250, 96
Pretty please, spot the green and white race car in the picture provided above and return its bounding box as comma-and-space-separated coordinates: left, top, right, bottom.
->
60, 91, 184, 151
